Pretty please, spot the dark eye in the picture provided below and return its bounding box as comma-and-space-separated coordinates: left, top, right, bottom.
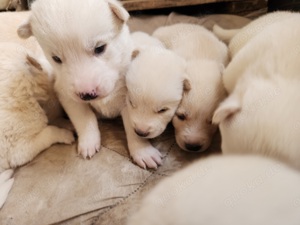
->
206, 119, 212, 125
158, 107, 169, 114
128, 98, 135, 108
94, 44, 106, 55
176, 113, 186, 121
52, 56, 62, 64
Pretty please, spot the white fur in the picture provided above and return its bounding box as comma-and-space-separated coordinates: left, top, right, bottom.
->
213, 15, 300, 169
153, 23, 228, 152
18, 0, 134, 158
125, 42, 187, 169
0, 169, 14, 209
0, 43, 75, 207
213, 11, 297, 60
127, 155, 300, 225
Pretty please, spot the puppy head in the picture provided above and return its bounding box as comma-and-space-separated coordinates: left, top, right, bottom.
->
173, 60, 226, 152
212, 74, 300, 164
18, 0, 132, 102
126, 48, 187, 139
0, 43, 52, 102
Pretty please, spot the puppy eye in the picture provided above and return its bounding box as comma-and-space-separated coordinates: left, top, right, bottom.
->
157, 107, 169, 114
176, 113, 186, 121
206, 119, 212, 125
128, 98, 136, 108
52, 56, 62, 64
94, 44, 107, 55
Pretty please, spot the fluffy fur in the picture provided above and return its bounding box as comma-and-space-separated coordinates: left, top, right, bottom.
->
127, 155, 300, 225
0, 169, 14, 209
18, 0, 134, 158
124, 33, 188, 168
213, 15, 300, 169
153, 23, 228, 152
213, 11, 297, 59
0, 43, 75, 207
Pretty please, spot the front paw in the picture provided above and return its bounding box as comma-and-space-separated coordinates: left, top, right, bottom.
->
57, 128, 75, 145
78, 133, 101, 159
131, 146, 163, 169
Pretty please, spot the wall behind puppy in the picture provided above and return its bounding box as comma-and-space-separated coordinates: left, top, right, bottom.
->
268, 0, 300, 12
0, 0, 27, 11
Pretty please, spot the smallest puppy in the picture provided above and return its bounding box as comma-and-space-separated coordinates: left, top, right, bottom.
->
0, 43, 75, 173
124, 33, 189, 169
153, 23, 228, 152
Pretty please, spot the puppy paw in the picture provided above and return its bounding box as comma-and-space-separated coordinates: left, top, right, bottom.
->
0, 170, 14, 209
78, 134, 101, 159
57, 129, 75, 145
131, 146, 163, 169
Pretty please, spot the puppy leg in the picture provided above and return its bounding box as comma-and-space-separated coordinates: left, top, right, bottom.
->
9, 126, 74, 168
121, 107, 162, 169
59, 95, 101, 159
0, 170, 14, 209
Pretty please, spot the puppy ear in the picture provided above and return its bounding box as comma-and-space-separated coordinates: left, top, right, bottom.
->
212, 95, 241, 124
183, 79, 191, 93
18, 19, 33, 39
131, 49, 140, 60
26, 54, 43, 74
107, 0, 129, 22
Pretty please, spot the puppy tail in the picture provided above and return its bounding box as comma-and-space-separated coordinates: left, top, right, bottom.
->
213, 24, 240, 44
0, 169, 14, 209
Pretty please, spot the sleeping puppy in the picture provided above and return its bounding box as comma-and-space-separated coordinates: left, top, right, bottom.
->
0, 43, 75, 207
153, 23, 228, 152
124, 34, 189, 168
213, 11, 297, 60
18, 0, 134, 159
213, 15, 300, 170
127, 155, 300, 225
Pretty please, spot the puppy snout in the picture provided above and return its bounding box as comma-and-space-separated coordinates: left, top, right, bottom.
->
78, 92, 98, 101
185, 143, 202, 152
134, 128, 150, 138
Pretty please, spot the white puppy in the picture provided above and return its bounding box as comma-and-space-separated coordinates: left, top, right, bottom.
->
0, 43, 75, 207
125, 36, 189, 168
213, 11, 297, 59
18, 0, 134, 158
153, 23, 228, 152
213, 15, 300, 169
127, 155, 300, 225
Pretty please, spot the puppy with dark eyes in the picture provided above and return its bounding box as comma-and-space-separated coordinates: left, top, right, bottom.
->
123, 32, 189, 169
18, 0, 134, 158
153, 23, 228, 152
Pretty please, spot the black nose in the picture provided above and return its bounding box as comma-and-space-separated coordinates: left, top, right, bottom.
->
185, 143, 202, 152
135, 129, 150, 138
79, 93, 98, 101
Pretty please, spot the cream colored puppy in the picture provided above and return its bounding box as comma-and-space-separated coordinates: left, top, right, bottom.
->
125, 45, 189, 169
127, 155, 300, 225
214, 11, 299, 93
213, 16, 300, 169
0, 43, 75, 207
18, 0, 134, 159
153, 23, 228, 152
213, 11, 296, 59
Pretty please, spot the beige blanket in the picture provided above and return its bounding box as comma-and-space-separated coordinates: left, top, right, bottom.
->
0, 12, 250, 225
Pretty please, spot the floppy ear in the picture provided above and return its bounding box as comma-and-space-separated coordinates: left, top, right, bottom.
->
18, 19, 33, 39
183, 79, 191, 93
212, 95, 241, 124
107, 0, 129, 22
131, 49, 140, 60
26, 54, 43, 74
